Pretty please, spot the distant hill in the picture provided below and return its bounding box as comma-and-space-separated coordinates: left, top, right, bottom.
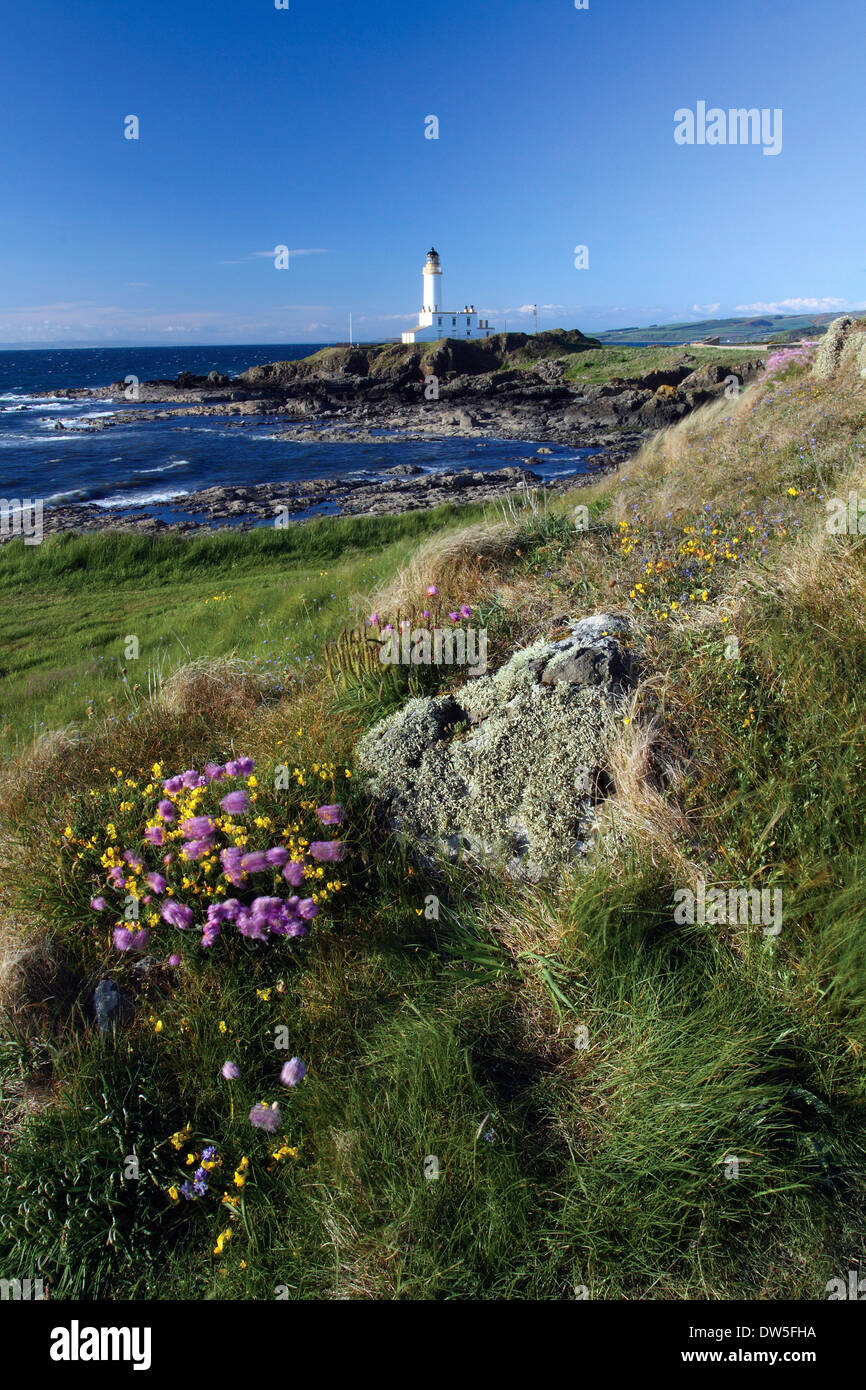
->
596, 310, 864, 346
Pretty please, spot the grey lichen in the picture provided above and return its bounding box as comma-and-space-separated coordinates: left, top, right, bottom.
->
840, 330, 866, 379
813, 316, 855, 379
355, 614, 633, 880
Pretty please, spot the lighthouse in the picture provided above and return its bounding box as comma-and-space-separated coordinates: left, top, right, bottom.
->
422, 248, 443, 313
402, 247, 495, 344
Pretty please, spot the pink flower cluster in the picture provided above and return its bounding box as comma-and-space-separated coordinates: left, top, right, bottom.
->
89, 757, 347, 954
763, 343, 816, 380
367, 588, 474, 630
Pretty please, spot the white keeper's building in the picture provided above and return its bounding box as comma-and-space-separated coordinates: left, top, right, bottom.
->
401, 248, 495, 344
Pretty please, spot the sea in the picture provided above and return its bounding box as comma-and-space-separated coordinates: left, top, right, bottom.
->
0, 344, 605, 526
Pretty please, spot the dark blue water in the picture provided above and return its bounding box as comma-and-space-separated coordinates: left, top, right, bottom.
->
0, 344, 323, 394
0, 344, 603, 520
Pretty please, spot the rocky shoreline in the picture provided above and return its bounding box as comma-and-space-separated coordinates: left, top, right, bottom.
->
27, 336, 764, 538
36, 462, 617, 538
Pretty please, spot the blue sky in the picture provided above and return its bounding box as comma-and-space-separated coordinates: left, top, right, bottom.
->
1, 0, 864, 345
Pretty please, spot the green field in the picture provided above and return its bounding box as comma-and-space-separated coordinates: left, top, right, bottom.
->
0, 507, 487, 751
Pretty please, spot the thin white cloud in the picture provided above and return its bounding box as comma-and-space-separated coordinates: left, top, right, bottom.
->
218, 249, 328, 265
355, 312, 418, 323
734, 297, 852, 314
0, 300, 343, 344
250, 248, 328, 258
692, 303, 721, 315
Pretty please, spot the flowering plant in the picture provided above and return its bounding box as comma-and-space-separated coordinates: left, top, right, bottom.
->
762, 343, 816, 380
64, 757, 349, 955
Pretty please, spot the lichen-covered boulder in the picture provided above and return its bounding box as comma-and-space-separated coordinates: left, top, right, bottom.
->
355, 614, 633, 880
813, 316, 855, 378
840, 331, 866, 379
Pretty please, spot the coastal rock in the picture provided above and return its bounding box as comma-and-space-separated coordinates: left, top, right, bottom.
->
533, 358, 566, 384
813, 316, 856, 378
841, 330, 866, 378
355, 614, 633, 880
92, 978, 133, 1032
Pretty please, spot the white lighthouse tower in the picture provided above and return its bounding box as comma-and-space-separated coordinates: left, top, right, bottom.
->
422, 247, 443, 313
402, 247, 495, 344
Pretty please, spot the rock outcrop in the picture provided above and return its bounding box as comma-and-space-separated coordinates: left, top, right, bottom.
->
355, 614, 634, 880
813, 316, 866, 379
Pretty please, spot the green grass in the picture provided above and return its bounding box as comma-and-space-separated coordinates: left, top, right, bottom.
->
0, 505, 488, 750
492, 342, 763, 385
3, 355, 866, 1299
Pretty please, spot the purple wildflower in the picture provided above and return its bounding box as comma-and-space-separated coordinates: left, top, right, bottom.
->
282, 860, 305, 887
240, 851, 269, 874
220, 790, 249, 815
225, 756, 255, 777
90, 896, 108, 912
201, 920, 221, 949
221, 1061, 240, 1081
182, 837, 215, 861
144, 825, 164, 846
315, 804, 344, 826
113, 927, 149, 952
157, 799, 175, 822
161, 900, 193, 931
309, 840, 346, 863
220, 847, 246, 887
265, 846, 290, 867
280, 1057, 307, 1087
249, 1102, 282, 1133
145, 872, 167, 894
180, 815, 215, 840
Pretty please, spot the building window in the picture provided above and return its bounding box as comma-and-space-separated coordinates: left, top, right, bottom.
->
452, 317, 456, 327
438, 316, 442, 326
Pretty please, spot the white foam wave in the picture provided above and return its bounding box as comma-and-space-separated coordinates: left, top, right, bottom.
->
93, 487, 189, 510
132, 459, 190, 475
44, 488, 91, 504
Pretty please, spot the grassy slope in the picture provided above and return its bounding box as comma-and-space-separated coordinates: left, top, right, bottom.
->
1, 346, 866, 1300
0, 507, 487, 750
496, 342, 762, 384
